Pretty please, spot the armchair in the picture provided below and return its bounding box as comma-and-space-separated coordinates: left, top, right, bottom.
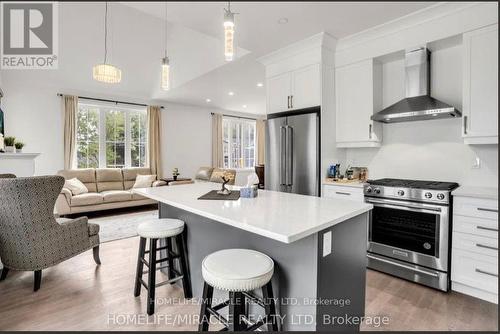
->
0, 176, 101, 291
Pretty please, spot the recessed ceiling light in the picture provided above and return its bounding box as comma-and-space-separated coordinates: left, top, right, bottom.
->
206, 98, 211, 103
256, 82, 264, 87
228, 91, 234, 96
277, 17, 288, 24
242, 105, 247, 108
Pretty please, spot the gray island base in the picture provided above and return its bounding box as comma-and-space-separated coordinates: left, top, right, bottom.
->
159, 203, 368, 331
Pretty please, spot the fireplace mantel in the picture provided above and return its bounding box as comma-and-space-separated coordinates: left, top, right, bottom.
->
0, 152, 40, 176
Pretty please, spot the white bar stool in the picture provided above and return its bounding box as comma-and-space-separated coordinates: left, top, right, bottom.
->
134, 218, 192, 315
198, 249, 279, 331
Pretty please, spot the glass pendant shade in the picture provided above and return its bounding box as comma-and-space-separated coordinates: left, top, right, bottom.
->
161, 57, 170, 91
224, 11, 235, 61
93, 63, 122, 84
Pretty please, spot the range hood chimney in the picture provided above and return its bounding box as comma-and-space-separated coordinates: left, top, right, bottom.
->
371, 47, 461, 123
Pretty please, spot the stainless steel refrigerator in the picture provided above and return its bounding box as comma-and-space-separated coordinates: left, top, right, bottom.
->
265, 110, 319, 196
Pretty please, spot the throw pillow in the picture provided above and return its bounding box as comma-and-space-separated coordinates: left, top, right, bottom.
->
64, 178, 89, 195
133, 174, 157, 188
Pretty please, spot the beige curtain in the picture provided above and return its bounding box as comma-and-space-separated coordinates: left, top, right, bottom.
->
211, 113, 223, 168
63, 95, 78, 169
147, 105, 162, 178
256, 119, 266, 165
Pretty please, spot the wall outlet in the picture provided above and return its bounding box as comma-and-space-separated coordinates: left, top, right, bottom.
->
472, 157, 481, 169
323, 231, 332, 257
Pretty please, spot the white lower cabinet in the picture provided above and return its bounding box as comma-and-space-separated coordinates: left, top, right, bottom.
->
322, 184, 365, 202
451, 194, 498, 304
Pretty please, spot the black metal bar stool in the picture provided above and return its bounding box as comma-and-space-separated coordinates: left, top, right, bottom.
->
198, 248, 279, 331
134, 218, 192, 315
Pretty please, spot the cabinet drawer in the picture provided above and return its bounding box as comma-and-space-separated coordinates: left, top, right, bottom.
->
453, 231, 498, 257
453, 215, 498, 239
452, 249, 498, 294
322, 185, 364, 202
454, 196, 498, 220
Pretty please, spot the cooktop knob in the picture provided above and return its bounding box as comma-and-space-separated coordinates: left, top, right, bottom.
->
425, 192, 432, 199
374, 188, 381, 194
397, 190, 405, 196
437, 193, 445, 200
366, 187, 372, 193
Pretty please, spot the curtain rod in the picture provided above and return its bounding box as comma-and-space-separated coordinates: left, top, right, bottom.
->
57, 94, 164, 109
211, 112, 260, 121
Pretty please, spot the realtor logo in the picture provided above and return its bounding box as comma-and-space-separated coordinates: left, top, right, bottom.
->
1, 1, 58, 69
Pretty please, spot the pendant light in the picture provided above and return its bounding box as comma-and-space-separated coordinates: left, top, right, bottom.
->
223, 1, 236, 61
160, 1, 170, 91
93, 2, 122, 83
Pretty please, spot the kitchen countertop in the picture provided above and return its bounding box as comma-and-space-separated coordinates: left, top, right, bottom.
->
133, 182, 372, 244
452, 186, 498, 200
323, 179, 366, 188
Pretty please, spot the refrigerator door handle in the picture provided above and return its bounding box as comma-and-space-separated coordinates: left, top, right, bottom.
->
286, 126, 293, 187
280, 126, 286, 187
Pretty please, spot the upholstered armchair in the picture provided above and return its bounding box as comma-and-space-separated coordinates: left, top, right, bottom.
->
0, 176, 101, 291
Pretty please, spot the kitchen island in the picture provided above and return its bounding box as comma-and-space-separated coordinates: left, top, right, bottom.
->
133, 182, 372, 331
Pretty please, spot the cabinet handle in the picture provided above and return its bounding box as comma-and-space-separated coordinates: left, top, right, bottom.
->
477, 207, 498, 213
476, 243, 498, 251
335, 191, 351, 196
287, 96, 290, 109
477, 226, 498, 232
369, 124, 372, 139
475, 268, 498, 278
290, 95, 293, 109
463, 116, 468, 135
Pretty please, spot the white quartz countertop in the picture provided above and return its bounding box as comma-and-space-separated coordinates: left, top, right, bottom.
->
323, 180, 366, 188
452, 186, 498, 200
133, 182, 372, 244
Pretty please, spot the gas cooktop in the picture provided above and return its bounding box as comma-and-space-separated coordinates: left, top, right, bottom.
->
364, 178, 459, 204
367, 178, 459, 191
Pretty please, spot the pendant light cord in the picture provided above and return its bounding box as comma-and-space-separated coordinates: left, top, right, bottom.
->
104, 2, 108, 64
164, 1, 168, 58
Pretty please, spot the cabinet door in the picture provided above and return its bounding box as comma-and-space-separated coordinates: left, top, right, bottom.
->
335, 60, 374, 144
291, 64, 321, 110
463, 24, 498, 143
267, 72, 292, 114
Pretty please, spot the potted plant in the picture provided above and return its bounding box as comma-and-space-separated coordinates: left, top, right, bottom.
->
15, 141, 25, 153
172, 168, 180, 181
4, 136, 15, 153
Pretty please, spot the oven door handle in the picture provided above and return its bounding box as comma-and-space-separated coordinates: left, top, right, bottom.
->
367, 254, 440, 278
365, 198, 442, 213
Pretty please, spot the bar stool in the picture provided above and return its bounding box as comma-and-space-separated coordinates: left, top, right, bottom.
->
134, 218, 192, 315
199, 249, 279, 331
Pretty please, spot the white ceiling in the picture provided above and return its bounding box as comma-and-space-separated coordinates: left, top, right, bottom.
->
124, 1, 436, 114
1, 2, 437, 115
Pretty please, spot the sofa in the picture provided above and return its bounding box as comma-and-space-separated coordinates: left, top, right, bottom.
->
55, 167, 166, 215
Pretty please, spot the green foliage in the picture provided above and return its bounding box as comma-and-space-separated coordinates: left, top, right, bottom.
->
14, 142, 24, 149
4, 136, 15, 146
76, 107, 147, 169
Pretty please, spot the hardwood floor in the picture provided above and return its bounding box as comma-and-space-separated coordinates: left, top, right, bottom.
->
0, 236, 497, 331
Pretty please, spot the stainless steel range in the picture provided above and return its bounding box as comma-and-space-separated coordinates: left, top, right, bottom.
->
364, 178, 459, 291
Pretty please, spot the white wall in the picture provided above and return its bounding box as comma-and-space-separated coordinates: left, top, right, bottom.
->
345, 44, 498, 187
0, 72, 258, 181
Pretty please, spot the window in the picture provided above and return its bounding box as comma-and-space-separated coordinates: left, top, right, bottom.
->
76, 102, 148, 169
222, 117, 256, 169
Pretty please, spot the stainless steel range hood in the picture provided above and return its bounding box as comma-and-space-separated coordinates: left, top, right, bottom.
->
372, 47, 461, 123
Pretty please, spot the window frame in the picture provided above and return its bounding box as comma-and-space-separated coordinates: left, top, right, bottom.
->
76, 101, 148, 169
222, 117, 256, 170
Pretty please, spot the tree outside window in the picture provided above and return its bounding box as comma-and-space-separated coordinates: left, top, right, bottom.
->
222, 117, 256, 169
76, 103, 148, 169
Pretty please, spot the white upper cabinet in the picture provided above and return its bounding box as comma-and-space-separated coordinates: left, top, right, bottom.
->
267, 72, 292, 114
291, 64, 321, 110
335, 59, 382, 147
267, 64, 321, 114
462, 24, 498, 145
